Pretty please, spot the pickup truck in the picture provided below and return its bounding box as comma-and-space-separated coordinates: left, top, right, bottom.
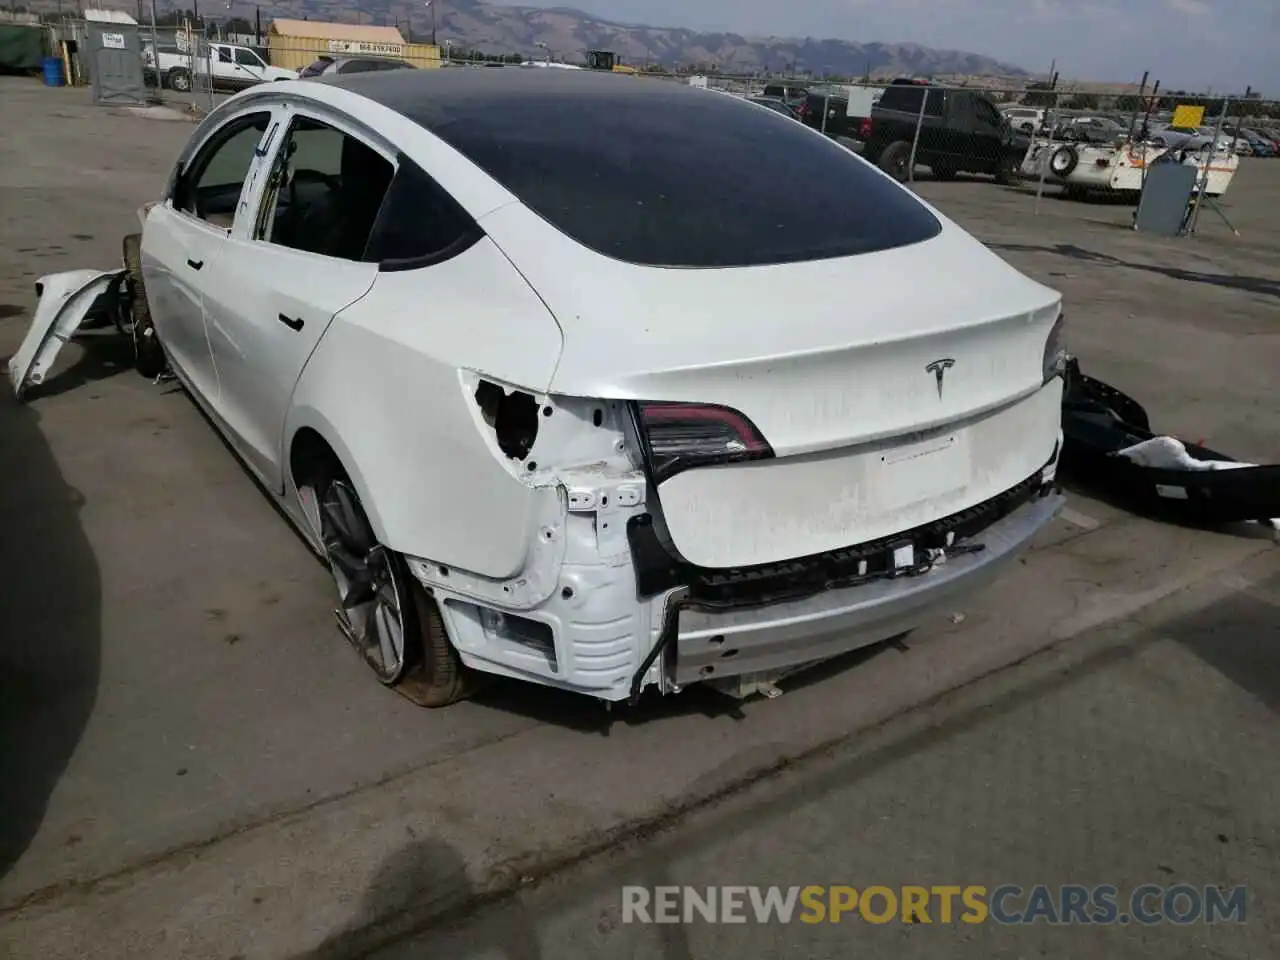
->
143, 41, 295, 93
802, 85, 881, 140
861, 79, 1029, 184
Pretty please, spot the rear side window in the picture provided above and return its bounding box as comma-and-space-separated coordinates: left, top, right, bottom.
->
878, 85, 944, 117
299, 57, 331, 78
339, 59, 383, 74
364, 156, 481, 269
424, 86, 941, 267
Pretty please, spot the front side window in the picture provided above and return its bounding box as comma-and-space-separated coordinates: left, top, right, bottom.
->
253, 116, 395, 262
174, 111, 273, 228
234, 48, 264, 68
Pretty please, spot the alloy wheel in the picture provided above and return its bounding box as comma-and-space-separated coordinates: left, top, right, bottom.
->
318, 480, 408, 684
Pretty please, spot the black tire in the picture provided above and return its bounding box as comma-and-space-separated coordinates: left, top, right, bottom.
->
1050, 145, 1080, 178
930, 162, 958, 181
121, 233, 167, 379
400, 581, 477, 708
306, 467, 476, 707
878, 140, 913, 182
993, 153, 1018, 186
167, 67, 191, 92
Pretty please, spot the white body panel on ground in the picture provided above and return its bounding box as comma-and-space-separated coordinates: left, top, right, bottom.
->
6, 269, 121, 399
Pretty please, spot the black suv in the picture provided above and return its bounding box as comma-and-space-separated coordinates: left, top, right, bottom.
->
862, 79, 1027, 184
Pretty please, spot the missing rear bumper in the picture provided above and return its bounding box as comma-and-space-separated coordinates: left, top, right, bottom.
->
668, 491, 1063, 687
625, 463, 1063, 695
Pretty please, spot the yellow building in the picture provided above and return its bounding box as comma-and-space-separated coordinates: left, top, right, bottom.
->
267, 19, 441, 71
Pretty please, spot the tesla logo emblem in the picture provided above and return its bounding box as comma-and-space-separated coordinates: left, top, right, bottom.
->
925, 358, 956, 397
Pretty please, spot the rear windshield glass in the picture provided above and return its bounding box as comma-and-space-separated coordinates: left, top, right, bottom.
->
415, 81, 942, 267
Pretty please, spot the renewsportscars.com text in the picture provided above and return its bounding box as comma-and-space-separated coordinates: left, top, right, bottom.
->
621, 884, 1247, 926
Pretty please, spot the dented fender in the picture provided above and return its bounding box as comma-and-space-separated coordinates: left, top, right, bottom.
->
8, 269, 126, 400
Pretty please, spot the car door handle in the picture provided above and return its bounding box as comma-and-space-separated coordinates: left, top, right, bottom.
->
278, 313, 304, 332
186, 258, 203, 270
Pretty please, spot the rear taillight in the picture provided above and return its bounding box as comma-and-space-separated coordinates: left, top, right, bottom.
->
635, 402, 773, 483
859, 117, 873, 139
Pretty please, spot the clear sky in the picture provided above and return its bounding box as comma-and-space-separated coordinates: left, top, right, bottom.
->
524, 0, 1277, 95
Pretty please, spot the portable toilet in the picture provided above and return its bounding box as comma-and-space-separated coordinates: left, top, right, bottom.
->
84, 9, 147, 105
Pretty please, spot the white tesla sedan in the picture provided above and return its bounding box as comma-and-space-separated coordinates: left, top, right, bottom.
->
11, 69, 1066, 706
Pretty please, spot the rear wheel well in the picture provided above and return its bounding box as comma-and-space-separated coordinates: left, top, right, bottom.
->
290, 427, 346, 491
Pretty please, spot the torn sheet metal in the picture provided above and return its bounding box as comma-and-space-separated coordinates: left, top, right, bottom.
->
7, 269, 126, 400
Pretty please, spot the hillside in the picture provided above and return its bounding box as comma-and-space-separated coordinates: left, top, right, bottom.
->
415, 0, 1029, 77
26, 0, 1028, 78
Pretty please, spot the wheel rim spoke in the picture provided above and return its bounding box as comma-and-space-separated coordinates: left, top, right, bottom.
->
317, 479, 404, 680
375, 599, 403, 673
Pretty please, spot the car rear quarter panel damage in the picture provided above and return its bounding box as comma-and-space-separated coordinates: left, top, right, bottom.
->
286, 236, 566, 580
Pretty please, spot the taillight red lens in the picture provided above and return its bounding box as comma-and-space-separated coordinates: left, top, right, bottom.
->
636, 402, 773, 482
859, 117, 873, 139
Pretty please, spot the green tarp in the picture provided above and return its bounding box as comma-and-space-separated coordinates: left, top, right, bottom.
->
0, 24, 45, 72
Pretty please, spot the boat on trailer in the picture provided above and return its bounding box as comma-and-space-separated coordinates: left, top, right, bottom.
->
1020, 138, 1239, 198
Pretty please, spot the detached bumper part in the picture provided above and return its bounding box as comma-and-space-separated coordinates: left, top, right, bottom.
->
8, 269, 126, 399
1061, 357, 1280, 527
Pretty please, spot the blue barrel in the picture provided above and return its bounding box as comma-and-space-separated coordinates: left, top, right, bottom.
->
42, 56, 65, 87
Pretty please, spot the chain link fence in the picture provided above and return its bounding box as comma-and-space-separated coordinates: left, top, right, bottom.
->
621, 72, 1280, 237
143, 27, 217, 115
31, 30, 1280, 237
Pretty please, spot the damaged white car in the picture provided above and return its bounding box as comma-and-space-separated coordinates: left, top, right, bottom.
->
9, 69, 1066, 706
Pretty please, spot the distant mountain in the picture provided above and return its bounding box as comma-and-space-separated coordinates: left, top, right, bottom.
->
20, 0, 1028, 77
203, 0, 1029, 78
419, 0, 1029, 77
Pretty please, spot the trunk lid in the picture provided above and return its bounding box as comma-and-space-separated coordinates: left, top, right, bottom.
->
482, 205, 1063, 567
486, 206, 1061, 455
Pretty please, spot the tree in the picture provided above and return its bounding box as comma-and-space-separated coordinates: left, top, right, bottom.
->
1021, 81, 1058, 107
1113, 94, 1141, 113
1065, 92, 1099, 110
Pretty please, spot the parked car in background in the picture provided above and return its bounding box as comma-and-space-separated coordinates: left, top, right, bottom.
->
144, 41, 295, 92
1232, 128, 1276, 157
863, 78, 1027, 183
761, 82, 811, 123
801, 85, 879, 140
13, 69, 1066, 707
298, 55, 417, 78
1147, 123, 1239, 153
1002, 106, 1045, 133
1053, 116, 1127, 144
746, 95, 802, 120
